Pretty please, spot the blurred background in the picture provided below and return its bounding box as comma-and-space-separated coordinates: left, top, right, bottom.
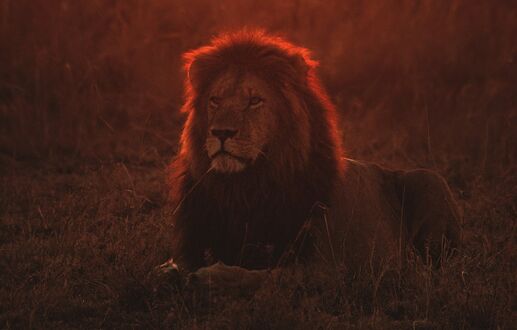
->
1, 0, 515, 175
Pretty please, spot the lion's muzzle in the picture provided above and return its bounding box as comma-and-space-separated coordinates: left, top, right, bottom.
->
207, 128, 250, 173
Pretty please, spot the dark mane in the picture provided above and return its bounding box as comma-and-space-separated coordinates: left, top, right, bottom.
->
169, 30, 344, 270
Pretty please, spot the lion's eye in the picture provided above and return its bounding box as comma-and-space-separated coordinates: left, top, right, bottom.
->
209, 97, 221, 107
249, 96, 263, 107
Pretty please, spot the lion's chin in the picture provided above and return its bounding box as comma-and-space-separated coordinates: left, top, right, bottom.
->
211, 154, 247, 173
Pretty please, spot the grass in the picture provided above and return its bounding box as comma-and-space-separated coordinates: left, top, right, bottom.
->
0, 0, 515, 328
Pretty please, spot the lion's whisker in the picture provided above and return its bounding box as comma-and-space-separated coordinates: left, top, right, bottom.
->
248, 145, 268, 160
171, 165, 214, 217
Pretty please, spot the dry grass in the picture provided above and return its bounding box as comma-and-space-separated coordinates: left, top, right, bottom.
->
0, 0, 515, 328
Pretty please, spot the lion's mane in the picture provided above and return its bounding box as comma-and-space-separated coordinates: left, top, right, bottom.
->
169, 31, 344, 270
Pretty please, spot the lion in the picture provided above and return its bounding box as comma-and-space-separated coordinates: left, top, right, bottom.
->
161, 30, 461, 291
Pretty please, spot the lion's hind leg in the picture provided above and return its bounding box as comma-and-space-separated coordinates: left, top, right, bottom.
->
399, 169, 462, 263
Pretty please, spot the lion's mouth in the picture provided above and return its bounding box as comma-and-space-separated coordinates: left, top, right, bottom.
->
211, 150, 250, 164
210, 150, 251, 173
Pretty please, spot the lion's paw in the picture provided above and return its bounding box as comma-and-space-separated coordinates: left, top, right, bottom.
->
148, 258, 182, 293
187, 262, 268, 299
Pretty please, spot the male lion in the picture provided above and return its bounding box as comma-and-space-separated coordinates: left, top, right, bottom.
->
162, 31, 461, 290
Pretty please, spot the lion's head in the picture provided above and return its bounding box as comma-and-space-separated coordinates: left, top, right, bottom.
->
176, 30, 343, 181
170, 31, 344, 269
203, 70, 281, 173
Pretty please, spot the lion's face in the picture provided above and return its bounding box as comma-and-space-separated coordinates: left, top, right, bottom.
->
204, 71, 278, 173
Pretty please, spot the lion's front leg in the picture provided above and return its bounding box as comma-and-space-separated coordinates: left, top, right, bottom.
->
149, 259, 272, 299
187, 262, 271, 298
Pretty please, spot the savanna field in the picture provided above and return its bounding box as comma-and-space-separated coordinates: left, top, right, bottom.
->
0, 1, 515, 328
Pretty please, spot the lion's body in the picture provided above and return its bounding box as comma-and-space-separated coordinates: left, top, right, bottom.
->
326, 160, 460, 272
168, 31, 461, 274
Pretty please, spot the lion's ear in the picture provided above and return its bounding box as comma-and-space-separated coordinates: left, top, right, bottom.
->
184, 50, 212, 92
186, 58, 203, 91
289, 54, 313, 83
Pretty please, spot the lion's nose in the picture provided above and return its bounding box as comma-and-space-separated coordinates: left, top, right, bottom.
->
211, 129, 238, 143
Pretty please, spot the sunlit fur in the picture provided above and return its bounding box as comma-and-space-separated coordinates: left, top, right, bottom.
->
169, 30, 344, 269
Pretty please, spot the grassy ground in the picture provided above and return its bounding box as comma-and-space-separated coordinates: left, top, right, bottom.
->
1, 1, 515, 328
